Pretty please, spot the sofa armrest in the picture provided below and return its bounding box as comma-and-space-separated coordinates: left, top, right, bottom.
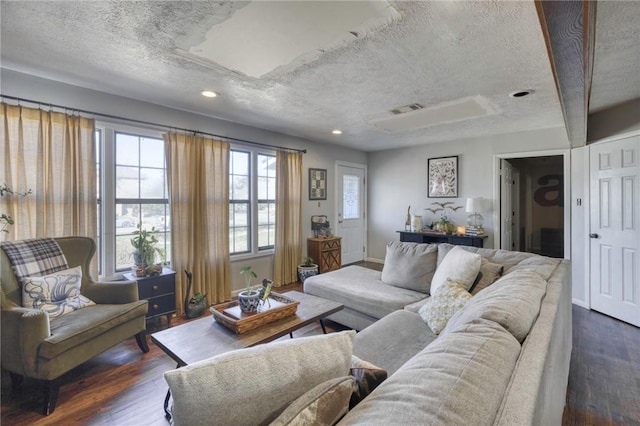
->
82, 280, 140, 304
0, 307, 50, 376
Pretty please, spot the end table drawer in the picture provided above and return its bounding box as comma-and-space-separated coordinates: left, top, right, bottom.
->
138, 275, 175, 299
147, 294, 176, 317
322, 240, 341, 251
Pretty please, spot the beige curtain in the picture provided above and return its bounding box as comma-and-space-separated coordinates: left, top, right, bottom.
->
164, 132, 230, 313
0, 103, 97, 260
273, 150, 303, 286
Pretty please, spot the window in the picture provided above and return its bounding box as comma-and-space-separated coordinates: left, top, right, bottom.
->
96, 126, 171, 275
229, 149, 276, 255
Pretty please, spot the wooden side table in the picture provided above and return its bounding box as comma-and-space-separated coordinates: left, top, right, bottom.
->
124, 268, 176, 326
307, 237, 342, 273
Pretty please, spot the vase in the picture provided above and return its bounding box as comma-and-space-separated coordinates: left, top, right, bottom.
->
297, 264, 319, 283
238, 290, 261, 313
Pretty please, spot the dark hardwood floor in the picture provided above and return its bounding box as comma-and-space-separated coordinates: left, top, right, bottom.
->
1, 261, 638, 425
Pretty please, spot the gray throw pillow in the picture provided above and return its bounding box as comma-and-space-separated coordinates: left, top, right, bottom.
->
381, 242, 438, 293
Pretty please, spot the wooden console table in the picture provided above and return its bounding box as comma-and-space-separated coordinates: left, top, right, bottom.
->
398, 231, 487, 248
307, 237, 342, 273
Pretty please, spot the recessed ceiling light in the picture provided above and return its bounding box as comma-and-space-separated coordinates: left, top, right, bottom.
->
509, 90, 533, 98
332, 129, 343, 135
201, 90, 218, 98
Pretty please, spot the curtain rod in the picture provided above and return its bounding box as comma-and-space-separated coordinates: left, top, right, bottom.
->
0, 94, 307, 154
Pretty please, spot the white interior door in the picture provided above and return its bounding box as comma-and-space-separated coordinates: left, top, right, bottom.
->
501, 159, 514, 250
337, 164, 365, 265
590, 135, 640, 326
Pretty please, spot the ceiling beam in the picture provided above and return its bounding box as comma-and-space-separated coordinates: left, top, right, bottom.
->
536, 0, 596, 148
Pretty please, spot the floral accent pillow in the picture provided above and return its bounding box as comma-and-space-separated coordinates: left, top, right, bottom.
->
22, 266, 95, 319
419, 278, 472, 334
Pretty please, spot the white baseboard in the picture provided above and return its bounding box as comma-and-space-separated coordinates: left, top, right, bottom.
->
365, 257, 384, 264
571, 298, 589, 309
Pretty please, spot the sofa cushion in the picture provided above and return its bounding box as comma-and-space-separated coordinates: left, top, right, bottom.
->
349, 356, 388, 408
430, 246, 481, 295
437, 243, 537, 270
443, 270, 548, 343
304, 266, 427, 320
22, 266, 95, 319
164, 330, 356, 426
270, 376, 355, 426
353, 310, 437, 375
505, 256, 560, 280
419, 278, 472, 334
380, 242, 438, 293
39, 300, 148, 359
470, 258, 504, 295
339, 319, 521, 426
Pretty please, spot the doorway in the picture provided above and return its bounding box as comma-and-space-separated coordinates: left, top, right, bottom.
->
495, 151, 569, 258
335, 162, 367, 265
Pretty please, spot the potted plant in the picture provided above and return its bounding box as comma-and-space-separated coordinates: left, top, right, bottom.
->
0, 183, 31, 234
238, 265, 261, 313
297, 256, 319, 283
130, 224, 162, 275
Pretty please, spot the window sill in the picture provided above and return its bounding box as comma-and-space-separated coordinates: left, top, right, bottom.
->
230, 250, 275, 262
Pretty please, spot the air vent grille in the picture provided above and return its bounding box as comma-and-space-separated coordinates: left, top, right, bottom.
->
390, 103, 423, 115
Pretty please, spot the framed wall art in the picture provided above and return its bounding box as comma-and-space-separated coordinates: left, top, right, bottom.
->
309, 168, 327, 200
427, 156, 458, 198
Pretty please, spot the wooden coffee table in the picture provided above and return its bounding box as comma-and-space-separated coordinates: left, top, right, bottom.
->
151, 291, 343, 419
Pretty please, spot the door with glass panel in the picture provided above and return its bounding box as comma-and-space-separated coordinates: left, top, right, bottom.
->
337, 164, 366, 265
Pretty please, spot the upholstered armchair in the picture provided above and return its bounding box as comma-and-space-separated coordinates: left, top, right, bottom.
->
0, 236, 149, 415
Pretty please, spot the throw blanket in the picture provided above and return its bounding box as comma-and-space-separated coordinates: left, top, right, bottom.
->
0, 238, 68, 284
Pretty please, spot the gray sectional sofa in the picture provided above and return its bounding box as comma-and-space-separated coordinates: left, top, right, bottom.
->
306, 242, 572, 425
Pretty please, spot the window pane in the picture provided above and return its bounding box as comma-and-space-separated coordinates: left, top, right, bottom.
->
116, 166, 139, 198
116, 133, 139, 166
115, 234, 134, 271
140, 168, 165, 199
140, 137, 165, 168
343, 174, 360, 219
231, 175, 249, 200
267, 176, 276, 199
231, 151, 249, 174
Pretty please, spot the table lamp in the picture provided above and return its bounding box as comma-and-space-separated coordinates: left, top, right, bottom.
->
465, 197, 485, 234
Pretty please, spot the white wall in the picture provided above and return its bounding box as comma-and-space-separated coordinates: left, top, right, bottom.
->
1, 70, 367, 291
367, 127, 570, 261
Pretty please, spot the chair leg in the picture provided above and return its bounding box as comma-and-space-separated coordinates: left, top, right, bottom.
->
9, 373, 24, 391
135, 331, 150, 353
42, 378, 61, 415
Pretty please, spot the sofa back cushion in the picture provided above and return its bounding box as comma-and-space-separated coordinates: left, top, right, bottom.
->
443, 270, 548, 343
338, 319, 521, 426
164, 330, 356, 426
381, 242, 438, 293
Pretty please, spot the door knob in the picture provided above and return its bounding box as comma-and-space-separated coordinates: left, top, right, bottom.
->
589, 233, 600, 239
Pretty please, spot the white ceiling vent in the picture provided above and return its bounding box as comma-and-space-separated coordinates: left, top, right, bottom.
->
370, 96, 500, 132
390, 103, 423, 115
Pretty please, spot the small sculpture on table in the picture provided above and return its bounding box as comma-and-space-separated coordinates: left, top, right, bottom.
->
260, 279, 274, 309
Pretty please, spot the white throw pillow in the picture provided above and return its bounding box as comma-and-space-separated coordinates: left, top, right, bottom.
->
430, 246, 481, 295
22, 265, 95, 319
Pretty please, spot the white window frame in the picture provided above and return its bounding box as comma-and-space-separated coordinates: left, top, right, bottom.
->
230, 145, 276, 259
96, 122, 169, 276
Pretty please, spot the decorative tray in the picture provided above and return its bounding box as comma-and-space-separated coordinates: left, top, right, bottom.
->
210, 292, 300, 334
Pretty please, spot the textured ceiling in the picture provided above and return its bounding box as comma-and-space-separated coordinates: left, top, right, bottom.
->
0, 1, 636, 152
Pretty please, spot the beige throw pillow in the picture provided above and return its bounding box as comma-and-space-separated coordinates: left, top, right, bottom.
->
270, 376, 355, 426
430, 246, 481, 295
381, 242, 438, 293
419, 278, 472, 334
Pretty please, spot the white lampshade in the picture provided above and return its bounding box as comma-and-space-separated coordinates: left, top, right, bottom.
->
465, 197, 484, 213
465, 197, 485, 228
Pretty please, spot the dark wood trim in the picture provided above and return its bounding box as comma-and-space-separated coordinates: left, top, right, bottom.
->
535, 0, 595, 147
